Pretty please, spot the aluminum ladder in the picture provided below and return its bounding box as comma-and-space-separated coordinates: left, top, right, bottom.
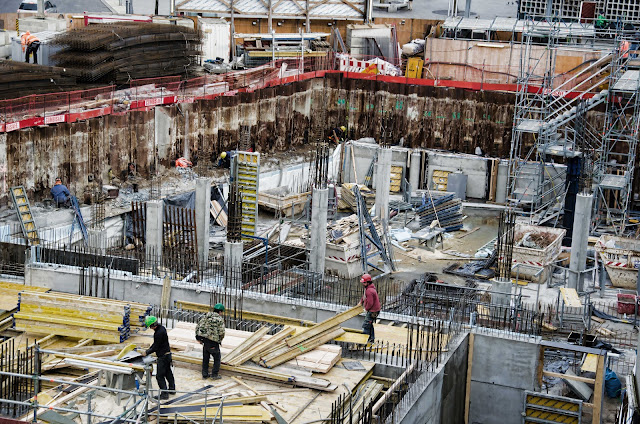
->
9, 186, 40, 246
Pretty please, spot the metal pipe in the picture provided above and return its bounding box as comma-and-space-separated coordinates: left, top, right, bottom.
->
0, 370, 140, 396
0, 399, 139, 423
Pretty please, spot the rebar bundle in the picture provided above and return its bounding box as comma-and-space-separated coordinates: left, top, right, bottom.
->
91, 190, 105, 230
0, 62, 79, 99
314, 141, 330, 189
52, 23, 202, 84
380, 111, 394, 148
496, 208, 516, 280
227, 182, 243, 242
149, 175, 161, 200
239, 125, 251, 152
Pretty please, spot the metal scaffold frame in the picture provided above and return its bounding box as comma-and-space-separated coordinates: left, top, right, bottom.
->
508, 18, 639, 232
592, 31, 640, 235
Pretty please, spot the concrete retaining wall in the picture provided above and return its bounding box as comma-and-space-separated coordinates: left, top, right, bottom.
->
394, 333, 469, 424
24, 261, 367, 329
468, 332, 540, 424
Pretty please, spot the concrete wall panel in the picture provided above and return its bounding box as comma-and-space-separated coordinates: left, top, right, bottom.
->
468, 333, 540, 424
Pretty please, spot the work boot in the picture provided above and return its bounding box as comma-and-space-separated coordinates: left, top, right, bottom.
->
202, 374, 209, 379
210, 375, 222, 380
160, 392, 170, 400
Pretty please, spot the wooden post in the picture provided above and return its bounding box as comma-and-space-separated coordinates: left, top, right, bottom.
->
464, 332, 474, 424
592, 353, 605, 424
536, 345, 545, 389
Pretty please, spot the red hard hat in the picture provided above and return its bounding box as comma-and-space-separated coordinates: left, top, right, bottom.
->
360, 273, 372, 283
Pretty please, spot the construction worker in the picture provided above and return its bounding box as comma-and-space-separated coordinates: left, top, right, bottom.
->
195, 303, 226, 380
217, 151, 231, 168
50, 178, 71, 208
357, 273, 381, 343
328, 125, 347, 144
21, 31, 40, 64
142, 316, 176, 400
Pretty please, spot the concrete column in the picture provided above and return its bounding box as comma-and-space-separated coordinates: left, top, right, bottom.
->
195, 178, 211, 265
568, 193, 593, 291
146, 200, 163, 260
224, 241, 243, 287
310, 187, 328, 274
375, 148, 392, 221
87, 229, 106, 253
491, 277, 512, 306
409, 151, 421, 194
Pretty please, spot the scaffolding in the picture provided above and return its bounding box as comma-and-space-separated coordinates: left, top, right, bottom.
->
592, 33, 640, 234
508, 19, 638, 232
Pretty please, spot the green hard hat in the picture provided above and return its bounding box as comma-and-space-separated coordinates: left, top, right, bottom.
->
213, 303, 225, 312
144, 316, 158, 327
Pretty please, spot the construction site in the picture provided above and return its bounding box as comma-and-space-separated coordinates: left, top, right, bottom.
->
1, 0, 640, 423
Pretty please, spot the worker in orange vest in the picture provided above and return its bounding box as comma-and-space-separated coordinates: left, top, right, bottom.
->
621, 40, 630, 59
21, 31, 40, 64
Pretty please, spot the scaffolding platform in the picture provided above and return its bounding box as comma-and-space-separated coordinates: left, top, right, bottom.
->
537, 141, 582, 158
599, 174, 627, 190
612, 70, 640, 92
516, 119, 543, 133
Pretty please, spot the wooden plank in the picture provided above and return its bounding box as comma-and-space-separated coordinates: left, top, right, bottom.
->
211, 200, 228, 227
542, 370, 596, 384
592, 354, 605, 424
228, 326, 295, 366
464, 333, 474, 424
559, 287, 582, 308
172, 353, 336, 391
581, 353, 598, 373
222, 326, 270, 364
488, 159, 499, 202
285, 305, 361, 347
536, 345, 545, 388
262, 327, 345, 368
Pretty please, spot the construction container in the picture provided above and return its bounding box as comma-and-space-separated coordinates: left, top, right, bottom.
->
511, 224, 566, 283
258, 187, 309, 217
199, 18, 230, 63
616, 293, 638, 315
595, 234, 640, 289
11, 30, 62, 66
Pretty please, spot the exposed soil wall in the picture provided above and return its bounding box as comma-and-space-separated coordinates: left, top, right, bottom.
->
0, 73, 613, 205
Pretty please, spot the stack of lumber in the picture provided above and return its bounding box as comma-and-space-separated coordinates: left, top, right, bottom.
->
168, 323, 342, 373
256, 305, 361, 369
0, 282, 51, 332
415, 192, 463, 232
13, 292, 151, 343
339, 184, 375, 212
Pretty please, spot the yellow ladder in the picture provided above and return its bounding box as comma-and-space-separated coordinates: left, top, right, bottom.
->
10, 186, 40, 245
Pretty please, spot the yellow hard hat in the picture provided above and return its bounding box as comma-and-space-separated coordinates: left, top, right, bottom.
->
340, 126, 347, 132
220, 152, 227, 159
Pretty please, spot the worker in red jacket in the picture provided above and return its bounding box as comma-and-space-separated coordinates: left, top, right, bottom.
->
21, 31, 40, 64
358, 273, 381, 343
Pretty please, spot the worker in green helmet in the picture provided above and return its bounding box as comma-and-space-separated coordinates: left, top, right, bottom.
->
195, 303, 226, 379
142, 316, 175, 399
